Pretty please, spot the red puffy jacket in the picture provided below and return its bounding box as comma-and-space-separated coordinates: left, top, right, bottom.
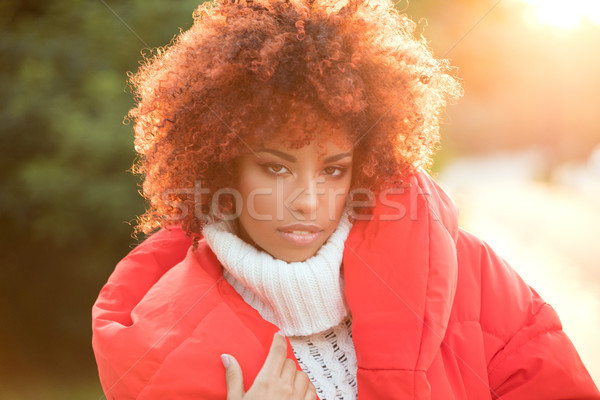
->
92, 169, 599, 399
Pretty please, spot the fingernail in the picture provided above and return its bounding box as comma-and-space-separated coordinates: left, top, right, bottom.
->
221, 353, 230, 368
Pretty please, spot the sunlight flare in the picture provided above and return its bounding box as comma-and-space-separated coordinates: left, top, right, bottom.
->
517, 0, 600, 29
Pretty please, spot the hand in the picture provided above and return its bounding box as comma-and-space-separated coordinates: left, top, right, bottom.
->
222, 331, 318, 400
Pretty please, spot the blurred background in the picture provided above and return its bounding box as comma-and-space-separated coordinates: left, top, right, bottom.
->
0, 0, 598, 397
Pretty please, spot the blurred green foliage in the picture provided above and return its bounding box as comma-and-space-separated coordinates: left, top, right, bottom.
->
0, 0, 201, 382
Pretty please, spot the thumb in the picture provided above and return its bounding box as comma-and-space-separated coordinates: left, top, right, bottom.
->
222, 353, 245, 400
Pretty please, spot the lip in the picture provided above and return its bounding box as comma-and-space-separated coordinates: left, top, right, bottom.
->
278, 223, 323, 233
277, 224, 324, 246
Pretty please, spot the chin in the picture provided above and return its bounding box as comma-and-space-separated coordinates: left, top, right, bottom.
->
280, 254, 312, 263
273, 244, 320, 263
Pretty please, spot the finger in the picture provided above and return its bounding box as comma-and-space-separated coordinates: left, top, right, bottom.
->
222, 354, 245, 400
280, 358, 297, 383
293, 370, 310, 394
303, 383, 318, 400
256, 331, 288, 379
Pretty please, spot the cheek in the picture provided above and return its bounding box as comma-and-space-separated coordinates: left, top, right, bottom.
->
249, 192, 278, 216
237, 171, 278, 217
236, 174, 273, 240
325, 176, 352, 215
337, 171, 353, 199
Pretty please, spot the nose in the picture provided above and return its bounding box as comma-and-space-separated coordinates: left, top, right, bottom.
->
289, 176, 321, 218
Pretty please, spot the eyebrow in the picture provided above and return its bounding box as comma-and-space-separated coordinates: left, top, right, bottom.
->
256, 148, 352, 163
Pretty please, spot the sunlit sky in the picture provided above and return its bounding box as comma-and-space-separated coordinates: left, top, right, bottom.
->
516, 0, 600, 29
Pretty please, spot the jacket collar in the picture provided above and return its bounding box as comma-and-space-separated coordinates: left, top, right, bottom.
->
343, 168, 459, 398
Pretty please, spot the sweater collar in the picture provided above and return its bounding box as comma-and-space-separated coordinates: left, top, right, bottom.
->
202, 211, 353, 336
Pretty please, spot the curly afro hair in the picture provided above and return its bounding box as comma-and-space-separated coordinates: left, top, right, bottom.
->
128, 0, 463, 240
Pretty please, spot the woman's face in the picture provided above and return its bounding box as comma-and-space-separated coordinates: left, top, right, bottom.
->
235, 135, 353, 262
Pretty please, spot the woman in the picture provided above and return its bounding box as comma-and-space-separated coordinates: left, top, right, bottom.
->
91, 0, 600, 398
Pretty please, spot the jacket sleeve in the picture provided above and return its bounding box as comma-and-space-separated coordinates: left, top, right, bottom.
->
92, 225, 193, 399
473, 232, 600, 399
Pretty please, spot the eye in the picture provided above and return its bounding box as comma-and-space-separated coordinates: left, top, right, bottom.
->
263, 163, 290, 175
322, 166, 346, 177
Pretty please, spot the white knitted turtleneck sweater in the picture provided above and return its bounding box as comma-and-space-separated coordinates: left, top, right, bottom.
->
203, 213, 358, 400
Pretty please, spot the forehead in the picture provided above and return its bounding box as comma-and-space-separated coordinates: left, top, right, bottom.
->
256, 119, 354, 158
